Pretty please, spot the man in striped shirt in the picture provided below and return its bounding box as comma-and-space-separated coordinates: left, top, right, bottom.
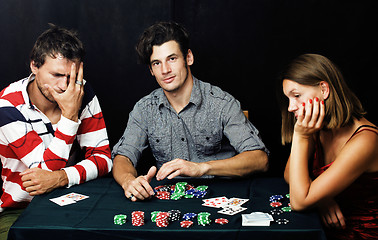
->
0, 25, 112, 238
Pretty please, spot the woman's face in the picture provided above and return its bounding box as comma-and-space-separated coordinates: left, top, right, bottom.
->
282, 79, 325, 119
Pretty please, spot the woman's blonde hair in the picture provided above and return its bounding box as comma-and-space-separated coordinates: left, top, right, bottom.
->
279, 54, 365, 145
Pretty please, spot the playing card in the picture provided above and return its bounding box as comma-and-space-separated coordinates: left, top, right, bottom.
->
50, 196, 76, 206
50, 192, 89, 206
218, 206, 247, 215
224, 197, 249, 207
62, 192, 89, 201
243, 212, 273, 221
242, 212, 273, 226
202, 196, 229, 208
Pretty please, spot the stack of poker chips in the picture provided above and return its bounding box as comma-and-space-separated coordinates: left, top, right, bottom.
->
269, 194, 284, 207
186, 185, 208, 198
182, 212, 197, 221
197, 212, 211, 226
154, 183, 208, 200
214, 218, 229, 225
131, 211, 145, 226
113, 214, 127, 225
269, 193, 292, 224
275, 218, 290, 224
154, 185, 171, 200
156, 212, 170, 227
151, 211, 161, 222
269, 194, 292, 212
171, 182, 187, 200
180, 220, 194, 228
156, 191, 170, 200
168, 209, 181, 222
281, 206, 292, 212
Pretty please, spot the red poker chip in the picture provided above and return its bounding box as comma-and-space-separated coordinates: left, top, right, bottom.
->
156, 191, 170, 200
180, 220, 194, 228
156, 212, 169, 227
131, 211, 145, 226
270, 201, 283, 207
215, 218, 229, 225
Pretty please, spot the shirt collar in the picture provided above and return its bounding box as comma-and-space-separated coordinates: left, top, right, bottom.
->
189, 76, 202, 107
21, 74, 36, 109
156, 76, 203, 109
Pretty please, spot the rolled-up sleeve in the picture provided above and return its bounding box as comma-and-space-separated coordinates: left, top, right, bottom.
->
111, 103, 149, 166
222, 98, 269, 155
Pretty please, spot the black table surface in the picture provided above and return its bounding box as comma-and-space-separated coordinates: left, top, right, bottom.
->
9, 177, 327, 240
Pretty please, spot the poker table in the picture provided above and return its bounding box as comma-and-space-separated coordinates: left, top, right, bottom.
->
8, 177, 327, 240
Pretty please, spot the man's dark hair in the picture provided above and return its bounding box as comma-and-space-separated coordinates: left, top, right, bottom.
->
135, 21, 190, 65
30, 24, 85, 68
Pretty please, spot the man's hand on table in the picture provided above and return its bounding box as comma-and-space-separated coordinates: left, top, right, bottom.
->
156, 158, 209, 180
20, 168, 68, 196
122, 158, 209, 201
122, 166, 157, 202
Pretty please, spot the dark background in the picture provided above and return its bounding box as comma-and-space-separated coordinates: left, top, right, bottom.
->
1, 0, 377, 177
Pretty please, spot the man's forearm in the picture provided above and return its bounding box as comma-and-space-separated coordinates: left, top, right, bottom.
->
201, 150, 268, 177
112, 155, 138, 188
56, 169, 69, 187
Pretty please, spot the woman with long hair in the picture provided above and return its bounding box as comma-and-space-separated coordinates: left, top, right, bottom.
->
279, 54, 377, 239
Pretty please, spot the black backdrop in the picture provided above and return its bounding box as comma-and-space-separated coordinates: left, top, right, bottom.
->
1, 0, 377, 177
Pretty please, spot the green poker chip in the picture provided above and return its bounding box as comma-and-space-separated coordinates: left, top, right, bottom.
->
114, 214, 127, 225
196, 185, 208, 191
197, 212, 211, 226
282, 206, 292, 212
151, 211, 161, 222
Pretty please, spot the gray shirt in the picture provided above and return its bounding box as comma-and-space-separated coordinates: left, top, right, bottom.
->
112, 77, 268, 170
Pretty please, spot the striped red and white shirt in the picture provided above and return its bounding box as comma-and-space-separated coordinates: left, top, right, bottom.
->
0, 75, 112, 211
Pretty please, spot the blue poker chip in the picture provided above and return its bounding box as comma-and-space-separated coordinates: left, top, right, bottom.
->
269, 195, 284, 202
185, 189, 196, 195
183, 213, 197, 220
193, 190, 207, 198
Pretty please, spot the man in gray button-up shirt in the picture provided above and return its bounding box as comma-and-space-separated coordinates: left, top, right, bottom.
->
112, 21, 269, 202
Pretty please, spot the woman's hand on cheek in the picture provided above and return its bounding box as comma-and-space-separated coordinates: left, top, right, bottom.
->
294, 97, 325, 137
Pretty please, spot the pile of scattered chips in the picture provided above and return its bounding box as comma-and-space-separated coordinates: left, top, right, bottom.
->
197, 212, 211, 226
114, 214, 127, 225
154, 182, 208, 200
269, 193, 291, 224
132, 211, 145, 226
